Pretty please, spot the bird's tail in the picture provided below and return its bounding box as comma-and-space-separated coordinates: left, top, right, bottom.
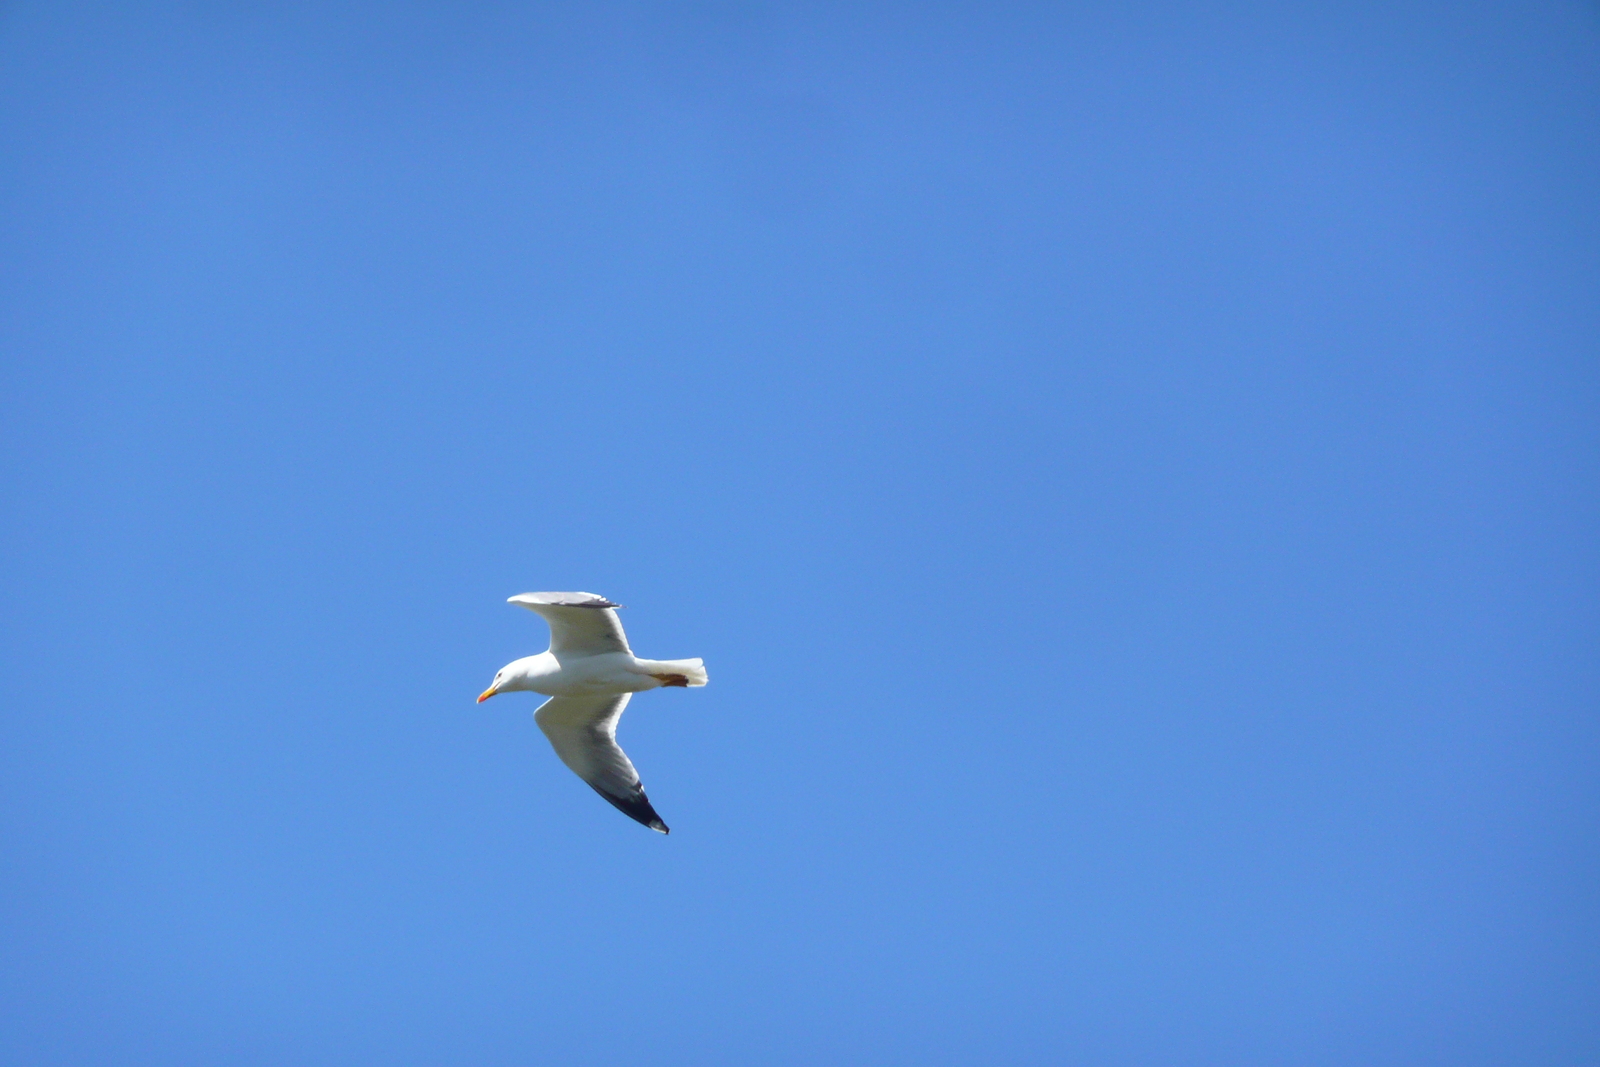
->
646, 657, 708, 687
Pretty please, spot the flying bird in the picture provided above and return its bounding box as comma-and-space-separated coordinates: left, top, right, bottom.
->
477, 592, 707, 833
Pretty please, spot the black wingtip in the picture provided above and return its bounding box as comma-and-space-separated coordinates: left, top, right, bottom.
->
592, 783, 671, 835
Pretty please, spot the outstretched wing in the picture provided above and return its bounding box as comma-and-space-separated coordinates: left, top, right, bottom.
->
508, 591, 631, 657
533, 694, 668, 834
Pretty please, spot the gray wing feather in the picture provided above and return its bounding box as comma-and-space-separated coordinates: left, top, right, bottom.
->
533, 694, 668, 833
508, 591, 631, 656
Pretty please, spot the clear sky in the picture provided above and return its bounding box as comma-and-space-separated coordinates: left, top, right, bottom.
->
2, 2, 1597, 1064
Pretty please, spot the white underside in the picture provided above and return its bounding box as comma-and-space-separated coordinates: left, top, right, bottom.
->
512, 651, 707, 697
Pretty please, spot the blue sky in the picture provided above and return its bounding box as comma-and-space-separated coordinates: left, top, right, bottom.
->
2, 2, 1597, 1064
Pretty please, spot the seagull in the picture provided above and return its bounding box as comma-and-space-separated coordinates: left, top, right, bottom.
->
477, 592, 707, 834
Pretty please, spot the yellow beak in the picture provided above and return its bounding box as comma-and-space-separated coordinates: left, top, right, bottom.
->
477, 686, 498, 703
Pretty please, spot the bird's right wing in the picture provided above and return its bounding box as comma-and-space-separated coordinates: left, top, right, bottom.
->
533, 693, 668, 834
508, 591, 631, 657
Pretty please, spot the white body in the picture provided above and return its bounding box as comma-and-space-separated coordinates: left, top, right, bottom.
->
497, 650, 703, 697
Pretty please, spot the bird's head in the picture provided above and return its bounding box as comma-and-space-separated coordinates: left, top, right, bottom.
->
477, 664, 514, 703
478, 654, 546, 703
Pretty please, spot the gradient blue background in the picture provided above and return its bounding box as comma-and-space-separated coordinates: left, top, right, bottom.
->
3, 3, 1597, 1064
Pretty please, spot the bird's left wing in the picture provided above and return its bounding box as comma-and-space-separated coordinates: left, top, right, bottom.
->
508, 591, 631, 657
533, 693, 668, 834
